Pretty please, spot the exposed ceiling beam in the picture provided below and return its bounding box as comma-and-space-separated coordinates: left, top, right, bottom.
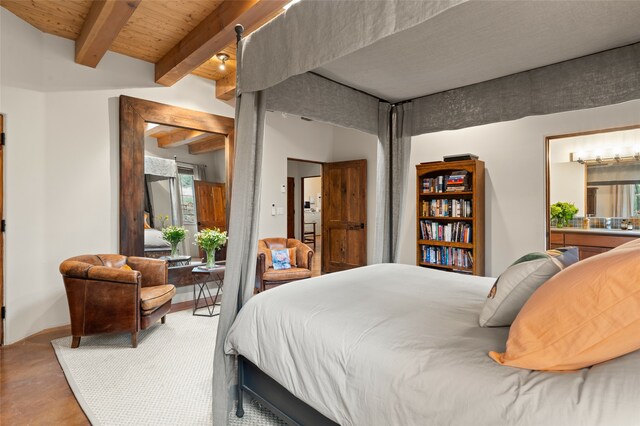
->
155, 129, 209, 148
75, 0, 141, 68
215, 69, 236, 100
188, 135, 227, 155
145, 124, 177, 138
155, 0, 288, 86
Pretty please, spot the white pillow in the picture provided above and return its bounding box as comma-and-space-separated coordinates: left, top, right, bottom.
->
479, 247, 578, 327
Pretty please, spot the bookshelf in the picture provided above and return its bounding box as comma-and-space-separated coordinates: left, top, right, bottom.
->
416, 159, 485, 276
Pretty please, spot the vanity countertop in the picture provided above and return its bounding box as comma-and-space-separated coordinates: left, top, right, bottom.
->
551, 227, 640, 237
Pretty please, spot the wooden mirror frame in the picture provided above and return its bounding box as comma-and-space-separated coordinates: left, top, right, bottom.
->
544, 124, 640, 249
119, 95, 235, 256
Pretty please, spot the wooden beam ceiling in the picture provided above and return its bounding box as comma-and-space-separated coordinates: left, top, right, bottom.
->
188, 135, 227, 155
153, 129, 208, 148
75, 0, 141, 68
155, 0, 288, 87
215, 70, 236, 100
146, 126, 227, 154
0, 0, 285, 97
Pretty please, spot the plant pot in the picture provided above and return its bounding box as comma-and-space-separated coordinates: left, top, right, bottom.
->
170, 242, 180, 257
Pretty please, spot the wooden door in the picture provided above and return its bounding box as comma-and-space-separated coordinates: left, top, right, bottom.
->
0, 115, 3, 345
195, 181, 226, 231
322, 159, 367, 273
195, 181, 227, 260
287, 177, 295, 238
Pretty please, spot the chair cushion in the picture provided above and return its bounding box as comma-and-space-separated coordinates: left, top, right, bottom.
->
263, 267, 311, 282
140, 285, 176, 311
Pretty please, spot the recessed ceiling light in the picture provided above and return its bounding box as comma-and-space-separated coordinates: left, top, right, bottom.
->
216, 53, 230, 71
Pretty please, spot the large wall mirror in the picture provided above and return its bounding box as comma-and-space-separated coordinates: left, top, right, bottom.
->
119, 96, 235, 258
546, 125, 640, 238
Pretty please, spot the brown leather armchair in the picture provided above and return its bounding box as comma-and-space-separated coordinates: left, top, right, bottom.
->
59, 254, 176, 348
257, 238, 314, 292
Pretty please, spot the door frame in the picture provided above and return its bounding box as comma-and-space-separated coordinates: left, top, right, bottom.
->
286, 177, 295, 238
0, 114, 4, 345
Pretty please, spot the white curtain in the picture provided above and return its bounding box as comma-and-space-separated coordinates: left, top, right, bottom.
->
613, 184, 635, 217
193, 164, 207, 181
374, 102, 413, 263
212, 90, 266, 425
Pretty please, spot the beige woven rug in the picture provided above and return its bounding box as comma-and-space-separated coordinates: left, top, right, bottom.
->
52, 310, 283, 426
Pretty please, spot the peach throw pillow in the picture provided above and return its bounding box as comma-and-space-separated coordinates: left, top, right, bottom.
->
489, 244, 640, 371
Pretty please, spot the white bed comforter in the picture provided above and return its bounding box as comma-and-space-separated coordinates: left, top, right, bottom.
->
225, 264, 640, 426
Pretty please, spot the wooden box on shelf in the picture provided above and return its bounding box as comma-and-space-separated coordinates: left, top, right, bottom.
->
416, 159, 485, 276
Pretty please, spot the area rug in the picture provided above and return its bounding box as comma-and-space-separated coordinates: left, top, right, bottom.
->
52, 310, 284, 426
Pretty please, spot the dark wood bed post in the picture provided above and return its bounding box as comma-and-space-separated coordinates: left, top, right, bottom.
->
234, 22, 246, 420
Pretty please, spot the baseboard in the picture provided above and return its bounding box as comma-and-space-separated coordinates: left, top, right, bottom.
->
5, 299, 197, 346
170, 299, 197, 313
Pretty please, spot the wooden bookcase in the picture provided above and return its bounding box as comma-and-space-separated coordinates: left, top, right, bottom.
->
416, 159, 485, 276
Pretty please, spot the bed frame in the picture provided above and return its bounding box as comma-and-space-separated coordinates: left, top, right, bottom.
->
236, 356, 339, 425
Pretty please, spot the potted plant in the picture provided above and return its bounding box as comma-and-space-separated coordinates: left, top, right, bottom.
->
194, 227, 228, 268
550, 201, 579, 228
161, 225, 188, 257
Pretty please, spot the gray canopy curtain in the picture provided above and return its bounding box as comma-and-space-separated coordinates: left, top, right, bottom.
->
374, 102, 413, 263
212, 90, 266, 425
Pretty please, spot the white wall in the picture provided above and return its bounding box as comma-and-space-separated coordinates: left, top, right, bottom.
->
549, 162, 586, 213
303, 176, 322, 204
398, 99, 640, 277
0, 9, 235, 343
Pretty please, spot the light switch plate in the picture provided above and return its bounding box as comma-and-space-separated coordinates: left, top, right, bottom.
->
277, 207, 284, 215
280, 184, 286, 193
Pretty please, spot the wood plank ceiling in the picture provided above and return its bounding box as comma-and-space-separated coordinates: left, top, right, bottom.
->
1, 0, 287, 100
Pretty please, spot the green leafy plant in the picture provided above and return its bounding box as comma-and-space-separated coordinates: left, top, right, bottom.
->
161, 226, 188, 257
550, 202, 579, 228
194, 227, 228, 252
194, 227, 228, 268
157, 214, 170, 228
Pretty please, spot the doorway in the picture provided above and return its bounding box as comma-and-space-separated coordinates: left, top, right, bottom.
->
287, 159, 323, 276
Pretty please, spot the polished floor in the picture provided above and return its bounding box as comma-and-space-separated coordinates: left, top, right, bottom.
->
1, 325, 89, 425
1, 239, 322, 425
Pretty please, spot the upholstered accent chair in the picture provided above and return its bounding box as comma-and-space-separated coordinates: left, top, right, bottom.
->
59, 254, 176, 348
256, 238, 314, 292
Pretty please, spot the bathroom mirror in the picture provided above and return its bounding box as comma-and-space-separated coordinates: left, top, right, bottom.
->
546, 125, 640, 234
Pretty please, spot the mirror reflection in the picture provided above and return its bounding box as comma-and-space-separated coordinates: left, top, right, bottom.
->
549, 127, 640, 229
143, 123, 227, 260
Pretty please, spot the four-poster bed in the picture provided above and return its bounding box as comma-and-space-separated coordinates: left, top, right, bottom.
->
214, 1, 640, 424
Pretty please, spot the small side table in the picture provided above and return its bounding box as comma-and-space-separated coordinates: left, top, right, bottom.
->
191, 263, 225, 317
159, 255, 192, 267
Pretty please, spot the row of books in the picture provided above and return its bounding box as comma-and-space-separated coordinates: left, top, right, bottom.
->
421, 171, 469, 193
419, 220, 472, 243
420, 245, 474, 269
420, 199, 472, 218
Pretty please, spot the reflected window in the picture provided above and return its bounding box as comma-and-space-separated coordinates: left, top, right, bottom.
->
178, 168, 196, 224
